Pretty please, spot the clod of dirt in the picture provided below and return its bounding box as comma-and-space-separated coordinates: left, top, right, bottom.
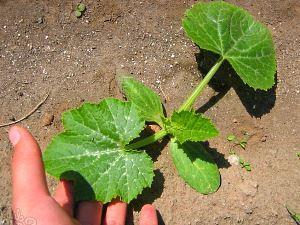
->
36, 17, 44, 24
260, 135, 267, 142
228, 154, 240, 166
41, 113, 54, 126
9, 116, 16, 122
244, 207, 253, 214
239, 180, 258, 197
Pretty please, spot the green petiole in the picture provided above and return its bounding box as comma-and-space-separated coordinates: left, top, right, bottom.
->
125, 129, 168, 149
127, 57, 224, 149
179, 57, 224, 111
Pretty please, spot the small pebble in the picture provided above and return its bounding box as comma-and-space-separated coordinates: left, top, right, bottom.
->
244, 207, 253, 214
42, 113, 54, 126
228, 154, 240, 166
260, 135, 267, 142
9, 116, 16, 122
37, 17, 44, 24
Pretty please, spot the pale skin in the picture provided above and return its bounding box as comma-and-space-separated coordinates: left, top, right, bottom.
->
9, 125, 158, 225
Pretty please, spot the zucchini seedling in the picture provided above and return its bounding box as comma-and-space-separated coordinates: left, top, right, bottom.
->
43, 2, 276, 203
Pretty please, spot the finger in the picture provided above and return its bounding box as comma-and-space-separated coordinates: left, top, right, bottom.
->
10, 125, 49, 208
103, 199, 127, 225
139, 204, 158, 225
54, 180, 74, 216
76, 201, 102, 225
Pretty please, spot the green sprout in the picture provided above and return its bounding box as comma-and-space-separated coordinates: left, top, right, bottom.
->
75, 3, 86, 18
239, 158, 251, 171
227, 134, 236, 142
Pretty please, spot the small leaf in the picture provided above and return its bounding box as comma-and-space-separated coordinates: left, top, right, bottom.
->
239, 140, 247, 149
74, 10, 82, 18
239, 158, 251, 171
43, 98, 154, 203
76, 3, 86, 12
121, 76, 165, 126
165, 111, 218, 143
170, 139, 220, 194
183, 1, 276, 90
227, 134, 236, 142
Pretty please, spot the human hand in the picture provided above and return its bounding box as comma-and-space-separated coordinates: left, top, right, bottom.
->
9, 125, 158, 225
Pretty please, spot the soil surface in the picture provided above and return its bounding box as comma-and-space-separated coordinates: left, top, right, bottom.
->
0, 0, 299, 224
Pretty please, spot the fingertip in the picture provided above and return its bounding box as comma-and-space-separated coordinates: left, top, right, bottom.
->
141, 204, 155, 212
140, 204, 158, 225
11, 125, 49, 206
76, 201, 103, 225
54, 180, 74, 216
8, 125, 21, 146
104, 199, 127, 225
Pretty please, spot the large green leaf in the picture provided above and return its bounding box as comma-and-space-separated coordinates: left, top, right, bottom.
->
183, 1, 276, 90
170, 139, 220, 194
43, 98, 154, 203
121, 76, 165, 126
164, 110, 218, 143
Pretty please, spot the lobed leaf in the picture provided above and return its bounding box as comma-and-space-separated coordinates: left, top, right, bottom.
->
164, 110, 218, 143
43, 98, 154, 203
183, 1, 276, 90
170, 139, 220, 194
121, 77, 165, 126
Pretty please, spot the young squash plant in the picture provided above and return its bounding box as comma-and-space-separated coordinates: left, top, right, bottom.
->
43, 1, 276, 203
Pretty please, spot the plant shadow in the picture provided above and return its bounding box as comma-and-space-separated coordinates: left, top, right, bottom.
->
202, 141, 231, 169
132, 123, 169, 162
195, 49, 277, 117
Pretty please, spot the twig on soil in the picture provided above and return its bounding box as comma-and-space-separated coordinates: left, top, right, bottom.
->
158, 85, 169, 103
0, 93, 49, 128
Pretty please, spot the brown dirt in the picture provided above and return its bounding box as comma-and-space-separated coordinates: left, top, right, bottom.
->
0, 0, 299, 224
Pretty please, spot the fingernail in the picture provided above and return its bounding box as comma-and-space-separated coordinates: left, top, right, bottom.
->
9, 126, 21, 146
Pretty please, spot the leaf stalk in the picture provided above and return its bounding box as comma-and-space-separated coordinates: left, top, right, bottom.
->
179, 57, 224, 111
126, 129, 168, 149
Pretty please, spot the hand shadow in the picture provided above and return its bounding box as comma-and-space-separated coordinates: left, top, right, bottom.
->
126, 169, 165, 225
195, 49, 277, 117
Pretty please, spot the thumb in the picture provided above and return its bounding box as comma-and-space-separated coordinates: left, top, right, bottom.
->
10, 126, 49, 208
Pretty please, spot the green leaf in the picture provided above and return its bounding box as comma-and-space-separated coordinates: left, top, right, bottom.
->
74, 10, 82, 18
76, 3, 86, 12
43, 98, 154, 203
121, 76, 165, 126
227, 134, 236, 141
183, 1, 276, 90
239, 140, 247, 149
170, 139, 220, 194
239, 158, 251, 171
165, 111, 218, 143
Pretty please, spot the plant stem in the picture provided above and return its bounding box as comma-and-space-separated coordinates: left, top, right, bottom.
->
126, 129, 168, 150
126, 57, 224, 150
178, 57, 224, 111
